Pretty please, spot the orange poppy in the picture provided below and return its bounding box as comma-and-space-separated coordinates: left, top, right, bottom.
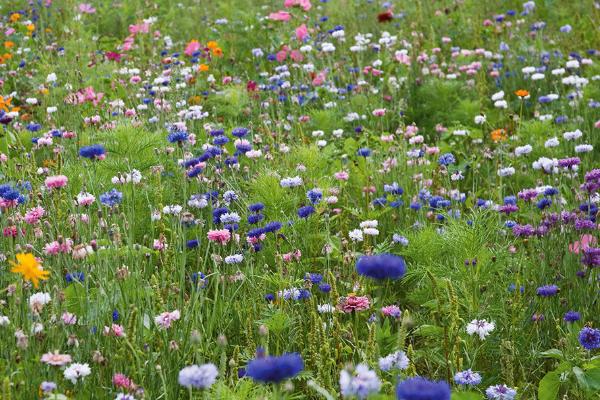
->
514, 89, 529, 98
4, 41, 15, 49
198, 64, 209, 72
491, 128, 507, 142
212, 47, 223, 57
207, 41, 219, 50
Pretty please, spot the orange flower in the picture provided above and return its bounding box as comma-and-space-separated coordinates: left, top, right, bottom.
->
206, 41, 219, 50
198, 64, 209, 72
188, 96, 202, 105
490, 128, 507, 143
212, 47, 223, 57
514, 89, 529, 98
9, 13, 21, 23
26, 24, 35, 32
0, 96, 13, 112
4, 41, 15, 49
10, 253, 50, 288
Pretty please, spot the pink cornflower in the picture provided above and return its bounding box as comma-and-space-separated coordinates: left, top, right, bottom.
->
334, 171, 349, 181
207, 229, 231, 245
78, 3, 96, 13
62, 312, 78, 325
41, 351, 72, 366
113, 373, 133, 390
44, 175, 68, 190
104, 324, 125, 337
338, 295, 370, 313
24, 206, 45, 225
372, 108, 386, 117
295, 24, 308, 41
381, 305, 402, 318
154, 310, 181, 329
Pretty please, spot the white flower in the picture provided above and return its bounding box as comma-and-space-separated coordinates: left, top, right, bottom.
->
497, 167, 515, 177
46, 73, 57, 83
162, 205, 182, 215
563, 129, 583, 140
575, 144, 593, 153
29, 292, 51, 310
359, 220, 378, 229
514, 145, 532, 156
340, 364, 381, 399
491, 90, 504, 101
348, 229, 364, 242
0, 316, 10, 326
64, 363, 91, 384
566, 59, 580, 69
378, 351, 409, 371
532, 157, 558, 173
494, 100, 508, 109
178, 364, 218, 389
474, 115, 486, 125
318, 304, 335, 313
363, 228, 379, 236
531, 73, 545, 80
466, 319, 495, 340
545, 137, 560, 148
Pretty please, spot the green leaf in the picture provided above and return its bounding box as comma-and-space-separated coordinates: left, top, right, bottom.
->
451, 392, 484, 400
539, 349, 564, 360
538, 371, 561, 400
413, 324, 444, 337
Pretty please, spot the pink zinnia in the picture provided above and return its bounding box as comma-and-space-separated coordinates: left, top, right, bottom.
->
44, 175, 68, 190
338, 295, 370, 313
207, 229, 231, 245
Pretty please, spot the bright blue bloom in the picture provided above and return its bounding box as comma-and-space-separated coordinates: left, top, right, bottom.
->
297, 205, 315, 218
438, 153, 456, 166
167, 130, 189, 143
396, 377, 451, 400
563, 311, 580, 323
79, 144, 106, 159
246, 353, 304, 383
263, 221, 282, 233
536, 284, 559, 297
579, 327, 600, 350
99, 189, 123, 207
357, 148, 372, 157
356, 254, 406, 280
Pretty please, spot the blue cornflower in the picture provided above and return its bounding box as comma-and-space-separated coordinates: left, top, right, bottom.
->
454, 369, 482, 386
396, 377, 451, 400
356, 254, 406, 280
248, 214, 264, 224
297, 205, 315, 218
99, 189, 123, 207
187, 239, 200, 249
438, 153, 456, 166
248, 203, 264, 212
306, 188, 323, 204
65, 272, 85, 283
167, 130, 189, 143
212, 207, 229, 224
191, 272, 208, 289
263, 221, 282, 233
306, 273, 323, 284
578, 327, 600, 350
213, 136, 229, 146
537, 284, 559, 297
246, 353, 304, 383
112, 310, 120, 322
79, 144, 106, 160
563, 311, 581, 323
318, 283, 331, 293
357, 148, 372, 157
232, 127, 249, 137
536, 197, 552, 210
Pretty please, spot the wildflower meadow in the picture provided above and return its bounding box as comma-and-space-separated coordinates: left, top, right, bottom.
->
1, 0, 600, 399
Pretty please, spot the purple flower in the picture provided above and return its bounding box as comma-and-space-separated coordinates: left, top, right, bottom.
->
536, 285, 559, 297
578, 327, 600, 350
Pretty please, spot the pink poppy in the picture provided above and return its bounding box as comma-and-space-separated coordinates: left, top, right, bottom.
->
295, 24, 308, 41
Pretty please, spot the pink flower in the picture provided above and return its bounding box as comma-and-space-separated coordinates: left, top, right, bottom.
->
154, 310, 181, 329
284, 0, 312, 11
104, 324, 125, 337
569, 234, 597, 254
338, 295, 370, 313
24, 206, 45, 225
62, 312, 78, 325
78, 3, 96, 14
295, 24, 308, 41
276, 50, 288, 62
269, 11, 291, 21
290, 50, 303, 62
44, 175, 68, 190
372, 108, 386, 117
113, 373, 133, 390
381, 305, 402, 318
184, 40, 201, 57
41, 351, 72, 366
334, 171, 349, 181
207, 229, 231, 245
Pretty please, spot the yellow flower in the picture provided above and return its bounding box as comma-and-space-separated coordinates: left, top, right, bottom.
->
9, 13, 21, 23
10, 253, 50, 288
